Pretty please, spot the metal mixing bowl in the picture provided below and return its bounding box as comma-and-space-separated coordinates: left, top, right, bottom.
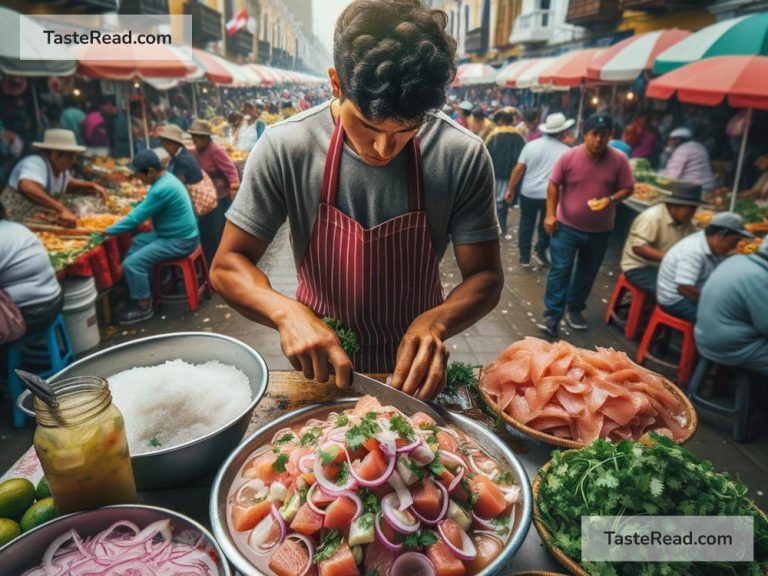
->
0, 504, 232, 575
18, 332, 268, 490
210, 399, 533, 576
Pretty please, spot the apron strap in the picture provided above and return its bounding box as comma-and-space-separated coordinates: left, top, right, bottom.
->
322, 114, 424, 212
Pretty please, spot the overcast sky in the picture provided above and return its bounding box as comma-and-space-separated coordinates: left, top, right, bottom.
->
312, 0, 352, 52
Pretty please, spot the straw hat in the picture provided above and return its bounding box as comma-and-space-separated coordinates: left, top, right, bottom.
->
156, 123, 187, 146
32, 129, 86, 153
187, 119, 213, 136
539, 113, 575, 135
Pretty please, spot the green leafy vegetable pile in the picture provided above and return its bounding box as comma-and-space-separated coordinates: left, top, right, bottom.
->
445, 361, 478, 396
537, 434, 768, 576
323, 317, 361, 357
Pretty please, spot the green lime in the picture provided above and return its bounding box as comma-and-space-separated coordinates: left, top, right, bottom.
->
35, 477, 51, 500
0, 479, 36, 520
20, 497, 58, 532
0, 518, 21, 546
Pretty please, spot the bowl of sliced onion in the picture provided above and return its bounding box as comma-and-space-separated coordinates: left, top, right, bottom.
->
0, 504, 231, 576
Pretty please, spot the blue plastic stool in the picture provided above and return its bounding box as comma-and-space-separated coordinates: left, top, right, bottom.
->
6, 314, 75, 427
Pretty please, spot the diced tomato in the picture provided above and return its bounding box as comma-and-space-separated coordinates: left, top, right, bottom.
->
440, 518, 466, 549
379, 516, 404, 545
412, 478, 443, 519
311, 488, 336, 506
465, 533, 504, 573
362, 437, 380, 453
290, 503, 325, 535
231, 499, 272, 532
268, 538, 311, 576
469, 475, 508, 518
355, 447, 388, 481
317, 543, 360, 576
427, 540, 466, 576
436, 430, 458, 453
363, 539, 396, 576
247, 452, 281, 483
323, 496, 358, 530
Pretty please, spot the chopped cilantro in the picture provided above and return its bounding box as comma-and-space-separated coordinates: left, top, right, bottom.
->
313, 529, 342, 564
346, 414, 381, 451
495, 470, 514, 485
491, 516, 510, 536
407, 459, 425, 481
426, 452, 447, 477
335, 413, 349, 427
445, 361, 477, 395
419, 423, 438, 433
390, 414, 415, 440
148, 436, 162, 448
336, 461, 350, 485
298, 486, 308, 502
272, 447, 280, 453
319, 448, 339, 466
357, 512, 374, 531
272, 452, 288, 473
460, 477, 479, 507
404, 530, 439, 550
275, 432, 294, 445
323, 317, 360, 356
299, 426, 322, 447
358, 487, 381, 515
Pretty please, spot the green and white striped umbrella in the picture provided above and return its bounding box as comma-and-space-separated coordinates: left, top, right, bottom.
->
653, 11, 768, 75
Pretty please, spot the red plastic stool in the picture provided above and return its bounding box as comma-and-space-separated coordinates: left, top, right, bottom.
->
152, 245, 212, 312
603, 273, 650, 340
636, 305, 696, 386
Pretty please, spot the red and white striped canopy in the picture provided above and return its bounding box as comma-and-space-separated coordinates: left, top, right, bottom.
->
496, 58, 546, 88
587, 29, 691, 82
453, 63, 498, 87
538, 48, 604, 87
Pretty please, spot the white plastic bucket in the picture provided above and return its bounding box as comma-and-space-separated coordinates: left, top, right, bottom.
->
61, 277, 100, 355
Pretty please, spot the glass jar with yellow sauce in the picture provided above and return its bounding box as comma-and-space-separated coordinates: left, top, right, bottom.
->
33, 376, 137, 514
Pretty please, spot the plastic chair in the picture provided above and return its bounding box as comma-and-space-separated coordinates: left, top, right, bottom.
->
688, 357, 753, 442
603, 273, 650, 340
152, 245, 212, 312
636, 305, 696, 386
6, 314, 74, 427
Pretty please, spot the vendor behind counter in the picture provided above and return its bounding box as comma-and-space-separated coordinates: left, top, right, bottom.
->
0, 129, 107, 227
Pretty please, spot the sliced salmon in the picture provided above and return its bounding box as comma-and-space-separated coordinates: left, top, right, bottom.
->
354, 447, 388, 482
232, 499, 272, 532
323, 496, 358, 530
291, 502, 324, 535
412, 478, 443, 519
412, 412, 437, 429
317, 543, 360, 576
469, 475, 507, 518
363, 540, 397, 576
269, 538, 311, 576
427, 540, 467, 576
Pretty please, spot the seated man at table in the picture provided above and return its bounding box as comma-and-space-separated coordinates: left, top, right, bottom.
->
620, 181, 701, 295
660, 127, 716, 194
104, 150, 199, 325
695, 239, 768, 377
656, 212, 752, 323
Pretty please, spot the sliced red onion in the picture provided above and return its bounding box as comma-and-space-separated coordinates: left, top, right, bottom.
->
438, 426, 461, 439
409, 480, 449, 526
234, 479, 269, 506
468, 452, 495, 477
437, 519, 477, 561
412, 444, 436, 465
439, 451, 467, 471
306, 484, 327, 516
387, 470, 413, 510
374, 512, 404, 552
285, 533, 315, 576
314, 442, 356, 493
298, 454, 315, 475
499, 485, 522, 504
328, 428, 347, 443
248, 506, 286, 555
381, 493, 420, 534
470, 530, 505, 545
390, 551, 436, 576
471, 510, 496, 530
375, 429, 399, 456
347, 448, 396, 488
396, 437, 422, 454
447, 466, 464, 492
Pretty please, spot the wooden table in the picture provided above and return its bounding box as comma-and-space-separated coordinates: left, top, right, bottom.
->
2, 371, 564, 575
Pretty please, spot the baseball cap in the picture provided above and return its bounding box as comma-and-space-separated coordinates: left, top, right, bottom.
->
710, 211, 754, 238
130, 149, 163, 173
583, 112, 613, 134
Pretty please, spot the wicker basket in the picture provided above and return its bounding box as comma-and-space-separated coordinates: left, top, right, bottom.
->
509, 572, 570, 576
532, 459, 768, 576
479, 370, 699, 450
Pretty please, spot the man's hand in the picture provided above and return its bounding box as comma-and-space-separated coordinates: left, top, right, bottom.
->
544, 215, 558, 235
588, 197, 611, 212
276, 302, 352, 388
503, 190, 514, 204
390, 317, 449, 401
57, 207, 77, 228
91, 183, 109, 203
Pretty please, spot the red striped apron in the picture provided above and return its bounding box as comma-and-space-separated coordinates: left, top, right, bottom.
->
296, 119, 444, 372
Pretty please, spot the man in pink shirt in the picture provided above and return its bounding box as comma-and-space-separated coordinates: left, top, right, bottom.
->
538, 113, 635, 336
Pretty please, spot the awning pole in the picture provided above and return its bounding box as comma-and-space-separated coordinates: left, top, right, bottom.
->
192, 82, 199, 118
730, 108, 752, 212
575, 85, 585, 139
31, 81, 42, 135
123, 84, 135, 162
138, 81, 150, 149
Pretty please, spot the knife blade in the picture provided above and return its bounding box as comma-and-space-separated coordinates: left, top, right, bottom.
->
348, 371, 447, 425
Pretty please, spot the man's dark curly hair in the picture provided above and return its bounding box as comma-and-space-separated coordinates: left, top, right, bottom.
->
333, 0, 457, 123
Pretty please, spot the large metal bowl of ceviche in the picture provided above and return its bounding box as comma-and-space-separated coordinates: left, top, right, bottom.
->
211, 396, 533, 576
18, 332, 268, 490
0, 504, 231, 576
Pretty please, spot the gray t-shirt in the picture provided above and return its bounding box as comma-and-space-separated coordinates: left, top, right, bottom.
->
228, 101, 499, 269
0, 220, 61, 307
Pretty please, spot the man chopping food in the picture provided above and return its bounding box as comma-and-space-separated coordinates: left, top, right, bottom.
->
212, 0, 503, 400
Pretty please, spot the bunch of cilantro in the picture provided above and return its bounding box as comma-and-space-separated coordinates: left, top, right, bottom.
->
537, 433, 767, 576
323, 317, 360, 356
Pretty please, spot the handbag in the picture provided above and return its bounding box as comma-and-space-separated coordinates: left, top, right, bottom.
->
186, 169, 218, 217
0, 288, 26, 344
